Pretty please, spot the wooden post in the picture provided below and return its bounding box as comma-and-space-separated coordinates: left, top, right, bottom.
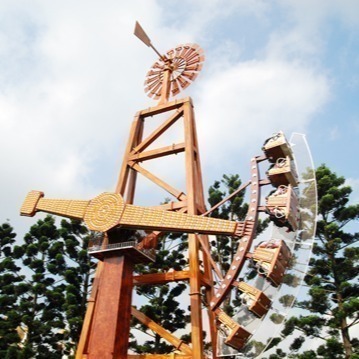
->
87, 254, 133, 359
183, 100, 204, 358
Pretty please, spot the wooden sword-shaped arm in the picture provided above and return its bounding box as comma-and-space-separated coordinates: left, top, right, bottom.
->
21, 191, 241, 236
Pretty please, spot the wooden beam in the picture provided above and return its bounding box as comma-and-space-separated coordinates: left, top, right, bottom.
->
125, 119, 144, 203
129, 143, 185, 162
183, 100, 204, 359
133, 271, 190, 285
134, 270, 212, 288
128, 356, 191, 359
75, 262, 103, 358
115, 113, 143, 195
198, 235, 223, 281
138, 97, 191, 118
133, 271, 212, 287
129, 162, 186, 200
150, 200, 187, 211
87, 256, 133, 358
132, 109, 183, 154
202, 180, 251, 217
131, 307, 192, 355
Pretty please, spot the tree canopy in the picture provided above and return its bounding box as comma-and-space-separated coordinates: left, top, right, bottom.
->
0, 216, 95, 358
268, 164, 359, 359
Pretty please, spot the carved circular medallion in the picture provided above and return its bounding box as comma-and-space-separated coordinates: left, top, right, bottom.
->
84, 193, 125, 232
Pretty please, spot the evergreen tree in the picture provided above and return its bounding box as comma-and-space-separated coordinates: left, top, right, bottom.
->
0, 223, 24, 356
207, 174, 269, 314
269, 165, 359, 359
0, 216, 94, 358
208, 174, 269, 273
59, 218, 95, 353
208, 174, 249, 275
130, 232, 190, 353
16, 215, 70, 358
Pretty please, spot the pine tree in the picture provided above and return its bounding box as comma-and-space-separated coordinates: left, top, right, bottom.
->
207, 174, 269, 315
269, 165, 359, 359
0, 216, 95, 358
15, 215, 69, 358
59, 218, 96, 353
130, 232, 190, 353
208, 174, 249, 276
0, 223, 24, 356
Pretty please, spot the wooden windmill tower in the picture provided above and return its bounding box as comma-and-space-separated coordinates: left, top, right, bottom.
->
80, 22, 216, 358
21, 22, 216, 358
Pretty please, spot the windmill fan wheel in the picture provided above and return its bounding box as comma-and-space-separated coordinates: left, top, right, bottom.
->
144, 43, 205, 100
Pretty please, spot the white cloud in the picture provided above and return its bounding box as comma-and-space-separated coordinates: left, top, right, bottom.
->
1, 0, 355, 237
0, 1, 165, 231
346, 177, 359, 205
195, 58, 330, 180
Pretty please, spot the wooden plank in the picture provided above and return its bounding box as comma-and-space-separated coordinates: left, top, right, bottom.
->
125, 119, 144, 204
132, 109, 183, 154
150, 200, 187, 211
129, 143, 185, 162
115, 113, 143, 195
139, 97, 190, 118
131, 307, 192, 355
200, 272, 214, 288
134, 270, 212, 287
159, 68, 171, 105
87, 256, 133, 359
129, 162, 186, 200
75, 262, 103, 358
120, 203, 237, 235
198, 235, 223, 281
202, 180, 251, 217
129, 356, 192, 359
134, 270, 190, 285
183, 100, 204, 359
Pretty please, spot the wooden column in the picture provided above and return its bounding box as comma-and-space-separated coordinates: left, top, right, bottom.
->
116, 113, 144, 197
183, 100, 204, 359
187, 103, 218, 358
87, 254, 133, 359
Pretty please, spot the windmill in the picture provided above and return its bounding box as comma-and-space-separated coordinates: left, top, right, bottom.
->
20, 22, 317, 359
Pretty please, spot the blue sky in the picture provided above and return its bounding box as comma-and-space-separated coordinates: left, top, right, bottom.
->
1, 0, 358, 234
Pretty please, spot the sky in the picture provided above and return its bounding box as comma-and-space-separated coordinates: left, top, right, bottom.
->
1, 0, 358, 233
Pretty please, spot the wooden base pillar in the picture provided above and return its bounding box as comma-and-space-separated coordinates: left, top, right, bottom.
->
188, 234, 204, 359
87, 254, 133, 359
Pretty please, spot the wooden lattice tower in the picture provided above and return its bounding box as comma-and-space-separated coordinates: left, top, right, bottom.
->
78, 24, 213, 358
